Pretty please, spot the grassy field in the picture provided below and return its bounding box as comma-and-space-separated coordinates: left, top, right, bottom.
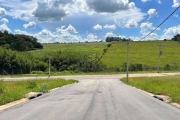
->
0, 79, 78, 105
121, 75, 180, 103
101, 41, 180, 70
30, 42, 108, 57
28, 41, 180, 72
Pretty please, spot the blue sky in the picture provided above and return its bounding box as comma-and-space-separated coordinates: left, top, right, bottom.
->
0, 0, 180, 43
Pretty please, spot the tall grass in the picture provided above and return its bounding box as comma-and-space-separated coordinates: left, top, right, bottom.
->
121, 75, 180, 103
0, 79, 78, 105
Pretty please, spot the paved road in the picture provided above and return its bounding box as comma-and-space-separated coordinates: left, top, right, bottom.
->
1, 74, 180, 120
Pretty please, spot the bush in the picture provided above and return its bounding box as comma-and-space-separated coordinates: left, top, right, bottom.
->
107, 44, 111, 48
27, 81, 37, 89
103, 48, 107, 53
164, 64, 171, 71
128, 63, 142, 71
0, 80, 4, 94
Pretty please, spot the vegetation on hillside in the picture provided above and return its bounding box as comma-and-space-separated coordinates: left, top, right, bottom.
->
1, 33, 180, 74
0, 31, 43, 51
0, 42, 107, 74
101, 41, 180, 72
105, 37, 130, 42
171, 34, 180, 42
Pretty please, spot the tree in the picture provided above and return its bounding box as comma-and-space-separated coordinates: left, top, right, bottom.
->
171, 34, 180, 42
0, 32, 43, 51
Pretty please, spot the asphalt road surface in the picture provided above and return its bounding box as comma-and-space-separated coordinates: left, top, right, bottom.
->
1, 74, 180, 120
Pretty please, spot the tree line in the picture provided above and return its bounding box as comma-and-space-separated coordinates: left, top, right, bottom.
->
105, 37, 131, 42
0, 31, 43, 51
0, 47, 105, 74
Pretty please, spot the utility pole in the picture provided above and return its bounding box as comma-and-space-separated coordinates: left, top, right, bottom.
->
158, 44, 162, 73
126, 39, 129, 82
48, 57, 51, 78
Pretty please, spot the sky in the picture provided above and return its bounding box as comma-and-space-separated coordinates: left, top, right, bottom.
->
0, 0, 180, 43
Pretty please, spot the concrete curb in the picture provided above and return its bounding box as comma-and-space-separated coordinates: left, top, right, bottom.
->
0, 98, 28, 111
25, 92, 43, 99
153, 95, 170, 103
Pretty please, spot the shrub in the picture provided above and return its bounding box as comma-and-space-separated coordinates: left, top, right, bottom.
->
27, 81, 37, 89
164, 64, 171, 71
0, 80, 4, 94
107, 44, 111, 48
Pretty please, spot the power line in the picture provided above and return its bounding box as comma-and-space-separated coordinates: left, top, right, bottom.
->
140, 5, 180, 41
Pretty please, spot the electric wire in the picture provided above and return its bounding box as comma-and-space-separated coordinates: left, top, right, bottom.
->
140, 5, 180, 41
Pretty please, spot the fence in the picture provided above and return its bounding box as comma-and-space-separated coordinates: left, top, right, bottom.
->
0, 68, 31, 75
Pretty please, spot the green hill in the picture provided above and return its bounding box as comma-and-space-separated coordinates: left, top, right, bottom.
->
31, 42, 108, 57
101, 41, 180, 71
1, 41, 180, 75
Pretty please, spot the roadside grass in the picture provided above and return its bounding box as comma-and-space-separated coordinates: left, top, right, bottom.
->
0, 79, 78, 105
121, 75, 180, 103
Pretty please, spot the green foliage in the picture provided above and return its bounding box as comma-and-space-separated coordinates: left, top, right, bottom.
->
171, 34, 180, 42
0, 80, 4, 94
106, 37, 130, 42
0, 47, 48, 74
27, 81, 37, 89
1, 40, 180, 74
0, 79, 78, 105
107, 43, 111, 48
42, 83, 48, 93
164, 64, 171, 71
121, 75, 180, 103
0, 31, 43, 51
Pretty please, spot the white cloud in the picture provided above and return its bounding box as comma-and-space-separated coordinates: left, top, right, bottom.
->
141, 0, 151, 3
114, 8, 146, 28
160, 25, 180, 40
35, 28, 83, 43
157, 0, 161, 4
0, 23, 11, 32
0, 18, 8, 23
32, 0, 72, 21
103, 24, 116, 29
140, 22, 160, 40
23, 21, 36, 29
105, 32, 115, 37
0, 0, 36, 21
140, 22, 154, 36
15, 29, 30, 35
0, 7, 6, 16
147, 8, 158, 19
173, 0, 180, 7
86, 0, 135, 13
84, 34, 101, 42
105, 32, 126, 39
93, 24, 102, 30
144, 33, 159, 40
105, 32, 115, 38
57, 24, 78, 33
140, 22, 153, 29
125, 19, 138, 28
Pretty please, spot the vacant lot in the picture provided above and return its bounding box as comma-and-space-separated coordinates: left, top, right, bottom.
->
121, 75, 180, 103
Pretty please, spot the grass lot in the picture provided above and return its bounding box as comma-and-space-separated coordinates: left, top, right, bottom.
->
121, 75, 180, 103
0, 79, 78, 105
101, 41, 180, 70
31, 42, 108, 57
